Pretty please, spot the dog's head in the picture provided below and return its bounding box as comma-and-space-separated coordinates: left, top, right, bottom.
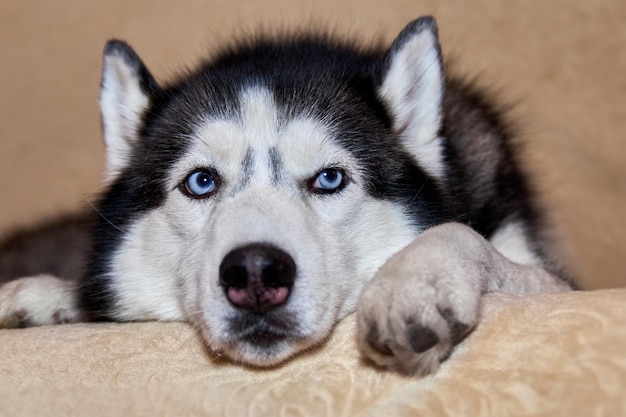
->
84, 16, 448, 366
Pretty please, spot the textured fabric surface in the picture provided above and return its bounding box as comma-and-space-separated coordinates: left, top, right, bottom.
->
1, 289, 625, 416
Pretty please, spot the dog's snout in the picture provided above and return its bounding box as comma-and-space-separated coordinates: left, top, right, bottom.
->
219, 244, 296, 312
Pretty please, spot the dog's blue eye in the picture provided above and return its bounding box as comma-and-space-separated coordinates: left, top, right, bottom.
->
183, 169, 218, 198
310, 168, 346, 194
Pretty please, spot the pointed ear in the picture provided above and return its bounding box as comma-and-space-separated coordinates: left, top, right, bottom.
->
99, 40, 159, 182
378, 16, 445, 179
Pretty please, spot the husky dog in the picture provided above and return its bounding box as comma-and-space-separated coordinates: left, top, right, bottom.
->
0, 16, 573, 375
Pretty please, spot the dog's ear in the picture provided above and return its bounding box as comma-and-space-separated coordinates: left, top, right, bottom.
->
378, 16, 445, 179
99, 40, 159, 182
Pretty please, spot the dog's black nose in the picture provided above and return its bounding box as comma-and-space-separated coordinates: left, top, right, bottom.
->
219, 244, 296, 313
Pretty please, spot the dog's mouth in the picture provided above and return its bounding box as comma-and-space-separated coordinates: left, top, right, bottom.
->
228, 309, 298, 346
237, 322, 289, 348
214, 310, 304, 364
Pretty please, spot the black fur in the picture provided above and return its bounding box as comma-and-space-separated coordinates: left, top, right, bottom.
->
0, 212, 93, 285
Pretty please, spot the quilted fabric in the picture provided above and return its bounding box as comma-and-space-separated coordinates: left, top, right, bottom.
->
1, 289, 624, 416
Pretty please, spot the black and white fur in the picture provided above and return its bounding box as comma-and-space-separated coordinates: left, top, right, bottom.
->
0, 16, 573, 375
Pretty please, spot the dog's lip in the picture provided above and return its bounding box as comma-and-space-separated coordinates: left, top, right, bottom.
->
228, 310, 298, 348
239, 326, 289, 348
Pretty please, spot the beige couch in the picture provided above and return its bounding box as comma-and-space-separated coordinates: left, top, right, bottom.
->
1, 291, 625, 416
1, 1, 625, 415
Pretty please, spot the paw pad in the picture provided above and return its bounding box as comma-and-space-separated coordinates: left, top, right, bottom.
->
406, 325, 439, 353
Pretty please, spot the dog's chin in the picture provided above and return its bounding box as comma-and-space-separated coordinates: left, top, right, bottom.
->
198, 313, 320, 368
223, 337, 309, 368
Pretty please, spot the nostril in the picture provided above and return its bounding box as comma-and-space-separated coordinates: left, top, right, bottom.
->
261, 252, 296, 289
219, 243, 296, 312
220, 265, 248, 289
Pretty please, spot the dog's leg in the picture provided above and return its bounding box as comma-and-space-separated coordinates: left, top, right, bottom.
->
0, 275, 82, 328
356, 222, 570, 376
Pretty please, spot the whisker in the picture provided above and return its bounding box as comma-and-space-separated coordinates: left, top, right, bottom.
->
410, 178, 429, 204
85, 199, 128, 233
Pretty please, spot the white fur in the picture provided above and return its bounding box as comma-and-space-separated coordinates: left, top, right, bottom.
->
0, 275, 80, 327
107, 211, 186, 322
99, 53, 150, 182
239, 87, 279, 149
490, 220, 542, 266
378, 25, 445, 179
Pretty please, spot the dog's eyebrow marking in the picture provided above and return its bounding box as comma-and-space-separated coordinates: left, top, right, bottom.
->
238, 147, 255, 190
268, 147, 283, 184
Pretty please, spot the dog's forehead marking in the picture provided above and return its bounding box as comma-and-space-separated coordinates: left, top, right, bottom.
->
237, 148, 255, 192
239, 87, 279, 150
188, 86, 347, 189
268, 147, 283, 184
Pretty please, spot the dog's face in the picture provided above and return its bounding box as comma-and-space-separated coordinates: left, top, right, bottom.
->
88, 17, 447, 365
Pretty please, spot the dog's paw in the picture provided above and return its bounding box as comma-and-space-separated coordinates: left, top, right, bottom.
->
356, 223, 489, 376
0, 275, 81, 328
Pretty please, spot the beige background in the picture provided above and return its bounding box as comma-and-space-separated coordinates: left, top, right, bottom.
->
0, 0, 624, 289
